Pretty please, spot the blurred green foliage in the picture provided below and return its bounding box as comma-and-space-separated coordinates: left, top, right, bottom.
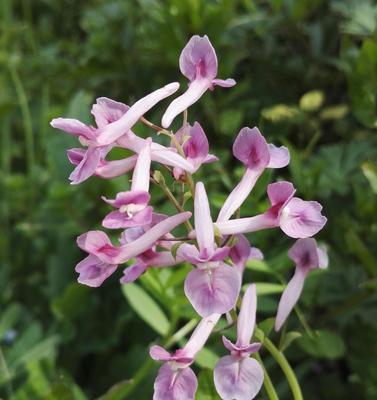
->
1, 0, 377, 399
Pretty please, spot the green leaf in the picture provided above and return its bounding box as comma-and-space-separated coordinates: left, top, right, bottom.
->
279, 331, 302, 352
195, 347, 219, 369
257, 317, 275, 337
0, 303, 22, 338
299, 90, 325, 112
298, 330, 346, 359
197, 369, 218, 399
122, 283, 170, 336
245, 259, 272, 274
261, 104, 301, 122
252, 282, 284, 296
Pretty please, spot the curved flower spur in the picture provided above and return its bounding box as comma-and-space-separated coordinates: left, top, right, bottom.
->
52, 34, 328, 399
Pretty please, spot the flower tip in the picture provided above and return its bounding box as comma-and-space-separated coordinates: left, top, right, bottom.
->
164, 82, 180, 93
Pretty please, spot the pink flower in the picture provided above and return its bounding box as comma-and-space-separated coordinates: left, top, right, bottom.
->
214, 285, 264, 400
162, 35, 235, 128
275, 238, 328, 331
215, 181, 327, 239
217, 127, 290, 222
229, 234, 263, 277
172, 122, 218, 179
150, 313, 221, 400
178, 182, 240, 317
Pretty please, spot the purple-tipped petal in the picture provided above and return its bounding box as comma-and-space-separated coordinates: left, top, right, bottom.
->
120, 262, 147, 284
95, 155, 138, 179
50, 118, 95, 140
194, 182, 215, 256
267, 144, 290, 168
280, 198, 327, 238
236, 285, 257, 348
179, 35, 218, 82
184, 263, 241, 317
91, 97, 129, 128
69, 146, 102, 184
96, 82, 180, 145
102, 206, 153, 229
75, 254, 117, 287
275, 267, 307, 331
131, 138, 152, 192
214, 355, 264, 400
232, 127, 270, 170
153, 364, 198, 400
211, 78, 236, 88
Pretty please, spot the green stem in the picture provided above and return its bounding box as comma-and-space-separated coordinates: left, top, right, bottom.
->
255, 352, 279, 400
294, 305, 315, 339
256, 332, 303, 400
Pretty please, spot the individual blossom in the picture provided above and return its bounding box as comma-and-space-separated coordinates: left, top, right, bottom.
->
172, 122, 218, 179
101, 139, 153, 229
215, 181, 327, 239
214, 284, 264, 400
217, 127, 290, 222
275, 238, 328, 331
150, 313, 221, 400
162, 35, 235, 128
178, 182, 241, 317
75, 211, 191, 287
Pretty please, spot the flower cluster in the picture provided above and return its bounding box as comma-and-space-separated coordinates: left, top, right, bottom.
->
51, 35, 327, 399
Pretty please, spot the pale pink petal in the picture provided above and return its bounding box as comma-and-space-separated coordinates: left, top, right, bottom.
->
67, 148, 85, 165
153, 364, 197, 400
288, 238, 319, 270
95, 155, 137, 179
69, 146, 102, 184
222, 337, 261, 354
203, 154, 219, 164
280, 198, 327, 238
317, 245, 329, 269
232, 127, 270, 169
50, 118, 95, 140
75, 254, 117, 287
120, 262, 147, 284
76, 230, 120, 263
211, 78, 236, 88
194, 182, 214, 256
131, 138, 152, 192
183, 122, 209, 162
96, 82, 180, 145
102, 206, 153, 229
184, 264, 241, 317
215, 214, 277, 236
214, 355, 264, 400
144, 251, 181, 268
210, 247, 230, 262
267, 181, 296, 206
91, 97, 129, 128
275, 267, 308, 331
229, 235, 251, 271
249, 247, 264, 260
102, 190, 150, 208
267, 144, 290, 168
217, 167, 264, 222
150, 345, 173, 361
236, 284, 257, 348
162, 79, 210, 128
177, 243, 201, 264
179, 35, 218, 82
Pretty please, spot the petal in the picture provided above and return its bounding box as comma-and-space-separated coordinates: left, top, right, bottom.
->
211, 78, 236, 88
232, 127, 270, 169
50, 118, 95, 140
75, 254, 117, 287
96, 82, 180, 145
183, 122, 209, 162
222, 337, 261, 354
249, 247, 264, 260
280, 198, 327, 238
107, 190, 150, 208
162, 79, 210, 128
102, 206, 153, 229
275, 267, 308, 331
288, 238, 319, 270
236, 284, 257, 348
215, 214, 277, 236
91, 97, 129, 128
317, 245, 329, 269
153, 364, 198, 400
229, 235, 251, 269
96, 155, 138, 179
267, 144, 290, 168
177, 243, 201, 264
214, 355, 264, 400
69, 146, 102, 185
67, 148, 85, 165
179, 35, 218, 82
150, 345, 172, 361
267, 181, 296, 206
210, 247, 230, 262
120, 262, 147, 284
184, 264, 241, 317
131, 138, 152, 192
77, 231, 120, 263
144, 251, 180, 268
203, 154, 219, 164
194, 182, 215, 256
217, 168, 264, 222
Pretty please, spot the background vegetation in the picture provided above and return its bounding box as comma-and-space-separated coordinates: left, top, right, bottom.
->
1, 0, 377, 399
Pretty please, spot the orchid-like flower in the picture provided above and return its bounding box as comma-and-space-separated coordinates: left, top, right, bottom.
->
214, 284, 264, 400
150, 313, 221, 400
75, 211, 191, 287
275, 238, 328, 331
101, 139, 153, 229
215, 181, 327, 239
217, 127, 290, 222
178, 182, 241, 317
172, 122, 218, 179
162, 35, 235, 128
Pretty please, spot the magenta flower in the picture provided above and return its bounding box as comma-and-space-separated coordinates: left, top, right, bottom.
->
102, 140, 153, 229
214, 285, 264, 400
217, 127, 290, 222
172, 122, 218, 179
275, 238, 328, 331
229, 234, 263, 277
150, 313, 221, 400
162, 35, 235, 128
75, 211, 191, 286
215, 181, 327, 239
178, 182, 241, 317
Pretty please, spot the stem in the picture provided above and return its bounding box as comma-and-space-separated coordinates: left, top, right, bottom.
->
294, 306, 315, 339
255, 352, 279, 400
256, 332, 303, 400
